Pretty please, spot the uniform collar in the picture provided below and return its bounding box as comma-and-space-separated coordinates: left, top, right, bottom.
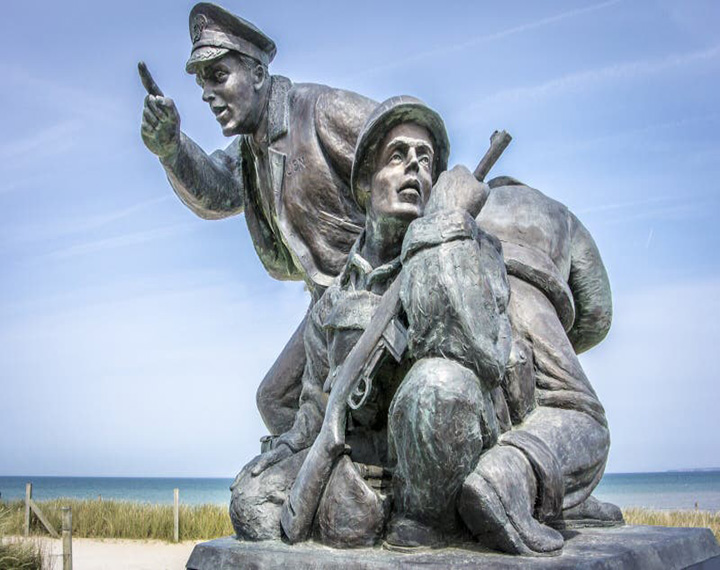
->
267, 75, 291, 143
244, 74, 290, 156
340, 231, 402, 292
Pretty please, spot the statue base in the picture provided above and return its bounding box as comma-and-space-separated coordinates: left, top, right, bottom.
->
186, 525, 720, 569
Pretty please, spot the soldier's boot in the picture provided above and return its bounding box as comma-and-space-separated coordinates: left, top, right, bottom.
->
458, 445, 564, 556
559, 494, 624, 529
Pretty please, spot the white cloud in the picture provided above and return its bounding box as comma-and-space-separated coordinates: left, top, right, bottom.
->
342, 0, 622, 81
38, 222, 198, 261
0, 121, 82, 164
472, 44, 720, 109
2, 195, 172, 245
576, 195, 676, 216
533, 113, 720, 162
0, 64, 126, 129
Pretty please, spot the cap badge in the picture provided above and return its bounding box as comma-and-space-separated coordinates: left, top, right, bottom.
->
191, 14, 208, 43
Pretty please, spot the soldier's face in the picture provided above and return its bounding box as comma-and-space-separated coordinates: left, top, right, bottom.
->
196, 54, 265, 136
369, 123, 434, 223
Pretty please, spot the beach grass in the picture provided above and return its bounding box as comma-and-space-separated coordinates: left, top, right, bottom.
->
2, 499, 719, 544
1, 499, 232, 542
623, 507, 720, 541
0, 506, 48, 569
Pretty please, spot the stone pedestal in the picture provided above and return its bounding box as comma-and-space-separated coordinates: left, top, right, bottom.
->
186, 525, 720, 569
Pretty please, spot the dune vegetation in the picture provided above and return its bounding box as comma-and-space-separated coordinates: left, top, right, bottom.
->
0, 505, 47, 570
2, 499, 719, 545
1, 499, 232, 542
623, 507, 720, 541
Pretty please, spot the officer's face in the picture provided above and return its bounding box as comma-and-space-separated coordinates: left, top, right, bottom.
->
369, 123, 434, 223
196, 53, 265, 136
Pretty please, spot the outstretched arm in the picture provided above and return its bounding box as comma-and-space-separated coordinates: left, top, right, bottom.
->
139, 63, 244, 220
160, 134, 244, 220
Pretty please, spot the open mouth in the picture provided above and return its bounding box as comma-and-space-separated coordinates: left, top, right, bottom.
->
212, 106, 229, 122
398, 179, 421, 203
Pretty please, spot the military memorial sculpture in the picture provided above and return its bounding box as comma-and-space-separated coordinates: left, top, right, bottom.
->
140, 3, 720, 569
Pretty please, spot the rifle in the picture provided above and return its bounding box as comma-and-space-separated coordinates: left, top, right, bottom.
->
280, 130, 512, 543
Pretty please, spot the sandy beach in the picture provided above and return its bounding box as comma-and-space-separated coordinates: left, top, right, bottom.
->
17, 536, 202, 570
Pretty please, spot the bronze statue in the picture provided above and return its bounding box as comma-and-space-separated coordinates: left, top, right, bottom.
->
140, 2, 635, 563
229, 96, 516, 549
140, 2, 377, 435
227, 96, 621, 555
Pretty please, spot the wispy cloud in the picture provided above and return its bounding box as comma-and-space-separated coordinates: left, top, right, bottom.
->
0, 64, 128, 130
471, 44, 720, 109
66, 196, 173, 234
0, 121, 82, 164
577, 193, 717, 226
4, 196, 172, 246
342, 0, 622, 81
593, 201, 710, 226
40, 222, 197, 261
0, 172, 56, 196
645, 228, 654, 249
534, 113, 720, 160
576, 195, 676, 216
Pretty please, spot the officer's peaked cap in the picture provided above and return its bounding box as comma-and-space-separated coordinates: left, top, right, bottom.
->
186, 3, 276, 73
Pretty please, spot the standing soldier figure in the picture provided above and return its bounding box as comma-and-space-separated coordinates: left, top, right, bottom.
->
140, 3, 376, 436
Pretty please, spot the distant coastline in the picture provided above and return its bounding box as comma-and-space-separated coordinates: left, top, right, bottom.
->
3, 466, 719, 478
605, 468, 720, 475
1, 470, 719, 511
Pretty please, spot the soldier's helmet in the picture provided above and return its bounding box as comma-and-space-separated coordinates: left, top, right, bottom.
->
351, 96, 450, 209
185, 3, 276, 74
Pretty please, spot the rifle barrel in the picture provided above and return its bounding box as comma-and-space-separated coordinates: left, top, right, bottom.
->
473, 130, 512, 182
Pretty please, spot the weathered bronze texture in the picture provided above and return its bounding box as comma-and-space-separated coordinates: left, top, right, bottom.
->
140, 2, 377, 436
140, 2, 628, 560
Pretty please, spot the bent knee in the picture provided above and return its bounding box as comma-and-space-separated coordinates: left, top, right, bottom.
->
390, 358, 498, 445
401, 357, 481, 399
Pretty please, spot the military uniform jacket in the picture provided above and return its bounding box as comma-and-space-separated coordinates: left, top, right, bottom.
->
164, 76, 377, 290
274, 206, 513, 460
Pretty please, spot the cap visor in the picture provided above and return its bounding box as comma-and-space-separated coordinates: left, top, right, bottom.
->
185, 46, 230, 73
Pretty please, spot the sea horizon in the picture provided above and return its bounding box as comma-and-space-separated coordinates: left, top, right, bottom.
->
2, 469, 719, 511
2, 467, 718, 478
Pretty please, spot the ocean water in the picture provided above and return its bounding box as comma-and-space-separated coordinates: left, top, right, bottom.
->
0, 476, 233, 506
1, 471, 719, 510
594, 471, 720, 511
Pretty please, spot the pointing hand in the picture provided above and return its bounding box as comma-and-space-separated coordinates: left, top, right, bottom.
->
139, 62, 181, 159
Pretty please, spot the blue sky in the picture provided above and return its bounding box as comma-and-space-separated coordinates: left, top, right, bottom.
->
1, 0, 718, 477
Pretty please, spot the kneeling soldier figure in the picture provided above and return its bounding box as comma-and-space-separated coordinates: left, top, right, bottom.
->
229, 96, 521, 550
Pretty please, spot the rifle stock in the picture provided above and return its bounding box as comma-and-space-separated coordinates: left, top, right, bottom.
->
281, 277, 403, 542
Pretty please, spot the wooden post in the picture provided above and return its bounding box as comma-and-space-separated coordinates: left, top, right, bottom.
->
24, 483, 32, 537
29, 499, 60, 539
62, 506, 73, 570
173, 488, 179, 543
